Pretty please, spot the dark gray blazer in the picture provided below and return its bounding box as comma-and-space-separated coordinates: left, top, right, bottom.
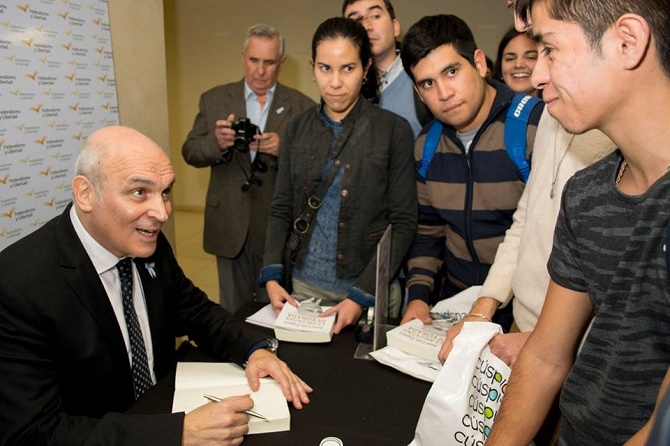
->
182, 80, 316, 259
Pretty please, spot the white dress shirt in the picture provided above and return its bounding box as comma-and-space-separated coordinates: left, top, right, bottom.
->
69, 206, 156, 383
244, 81, 276, 161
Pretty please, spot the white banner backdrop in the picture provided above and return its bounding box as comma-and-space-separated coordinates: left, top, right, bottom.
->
0, 0, 119, 251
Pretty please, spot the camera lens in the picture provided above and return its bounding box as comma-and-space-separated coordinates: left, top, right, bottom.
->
234, 136, 250, 152
231, 118, 259, 153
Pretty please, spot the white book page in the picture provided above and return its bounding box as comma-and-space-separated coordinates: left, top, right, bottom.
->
245, 303, 278, 329
171, 362, 290, 434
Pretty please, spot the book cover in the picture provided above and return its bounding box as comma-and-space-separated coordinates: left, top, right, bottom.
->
273, 303, 335, 343
385, 319, 446, 362
171, 362, 290, 434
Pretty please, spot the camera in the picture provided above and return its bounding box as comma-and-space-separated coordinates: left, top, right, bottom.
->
231, 117, 260, 153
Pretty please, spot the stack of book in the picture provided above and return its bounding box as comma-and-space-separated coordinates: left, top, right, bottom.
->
385, 319, 446, 362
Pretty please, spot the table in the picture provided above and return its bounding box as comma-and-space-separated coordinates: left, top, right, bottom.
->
129, 302, 432, 446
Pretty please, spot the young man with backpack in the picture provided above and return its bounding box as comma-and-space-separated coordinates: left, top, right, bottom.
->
399, 14, 543, 325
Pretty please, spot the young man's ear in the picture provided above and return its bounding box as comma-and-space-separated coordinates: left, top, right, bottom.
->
71, 175, 96, 213
392, 18, 401, 38
365, 58, 372, 74
614, 13, 651, 70
473, 49, 489, 78
413, 83, 427, 104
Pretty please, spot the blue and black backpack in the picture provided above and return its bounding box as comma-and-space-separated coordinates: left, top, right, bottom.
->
417, 93, 542, 182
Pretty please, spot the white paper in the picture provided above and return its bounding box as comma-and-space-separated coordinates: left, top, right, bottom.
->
245, 303, 278, 329
370, 346, 441, 382
172, 362, 290, 435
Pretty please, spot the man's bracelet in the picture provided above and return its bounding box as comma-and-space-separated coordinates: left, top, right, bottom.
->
465, 312, 493, 322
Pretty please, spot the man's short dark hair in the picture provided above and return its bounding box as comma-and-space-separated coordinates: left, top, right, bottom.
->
514, 0, 532, 27
400, 14, 478, 83
530, 0, 670, 76
341, 0, 396, 20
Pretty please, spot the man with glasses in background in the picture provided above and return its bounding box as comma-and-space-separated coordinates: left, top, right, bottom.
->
342, 0, 431, 138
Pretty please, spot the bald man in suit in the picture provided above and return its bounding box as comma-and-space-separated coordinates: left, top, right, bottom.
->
0, 126, 311, 445
182, 23, 315, 313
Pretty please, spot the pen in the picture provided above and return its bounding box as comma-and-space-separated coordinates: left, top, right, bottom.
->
203, 394, 270, 422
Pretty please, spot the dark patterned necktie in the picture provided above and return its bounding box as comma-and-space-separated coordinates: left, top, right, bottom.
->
116, 258, 152, 400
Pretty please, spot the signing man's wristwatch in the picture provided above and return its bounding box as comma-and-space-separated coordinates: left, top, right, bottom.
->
264, 337, 279, 354
244, 337, 279, 366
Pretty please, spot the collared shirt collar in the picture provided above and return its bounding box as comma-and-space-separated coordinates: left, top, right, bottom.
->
243, 81, 276, 103
379, 53, 404, 93
69, 205, 126, 275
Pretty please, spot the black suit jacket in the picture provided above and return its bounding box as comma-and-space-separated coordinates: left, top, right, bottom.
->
181, 80, 316, 258
0, 205, 265, 445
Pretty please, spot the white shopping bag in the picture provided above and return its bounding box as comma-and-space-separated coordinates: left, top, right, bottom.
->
409, 322, 510, 446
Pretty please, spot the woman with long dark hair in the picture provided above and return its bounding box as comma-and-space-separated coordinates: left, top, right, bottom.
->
259, 17, 416, 334
493, 26, 539, 96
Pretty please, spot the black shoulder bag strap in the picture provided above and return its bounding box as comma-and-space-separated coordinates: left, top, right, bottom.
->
283, 111, 368, 290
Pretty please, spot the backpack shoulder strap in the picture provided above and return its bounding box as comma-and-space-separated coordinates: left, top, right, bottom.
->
417, 119, 444, 180
504, 93, 542, 182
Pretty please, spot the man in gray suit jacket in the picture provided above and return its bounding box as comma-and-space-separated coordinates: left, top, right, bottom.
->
182, 24, 315, 313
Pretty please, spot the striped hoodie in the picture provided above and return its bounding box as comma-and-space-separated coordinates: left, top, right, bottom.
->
406, 81, 543, 304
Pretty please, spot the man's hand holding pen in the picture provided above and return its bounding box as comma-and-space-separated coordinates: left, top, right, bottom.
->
182, 394, 253, 446
204, 394, 269, 422
181, 350, 311, 445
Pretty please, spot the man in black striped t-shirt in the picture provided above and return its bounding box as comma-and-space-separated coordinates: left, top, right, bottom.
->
488, 1, 670, 445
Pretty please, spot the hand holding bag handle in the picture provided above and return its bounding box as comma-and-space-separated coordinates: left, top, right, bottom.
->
409, 322, 512, 446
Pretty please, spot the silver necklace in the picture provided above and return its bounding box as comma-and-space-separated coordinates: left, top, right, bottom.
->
615, 159, 670, 185
614, 160, 627, 186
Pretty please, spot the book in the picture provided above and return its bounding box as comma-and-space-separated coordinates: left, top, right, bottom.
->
385, 319, 446, 362
245, 303, 278, 330
273, 302, 336, 343
171, 362, 290, 435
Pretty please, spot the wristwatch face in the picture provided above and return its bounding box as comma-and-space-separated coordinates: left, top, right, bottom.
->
266, 337, 279, 354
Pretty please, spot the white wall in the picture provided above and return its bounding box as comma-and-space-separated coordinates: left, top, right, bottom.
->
109, 0, 175, 240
